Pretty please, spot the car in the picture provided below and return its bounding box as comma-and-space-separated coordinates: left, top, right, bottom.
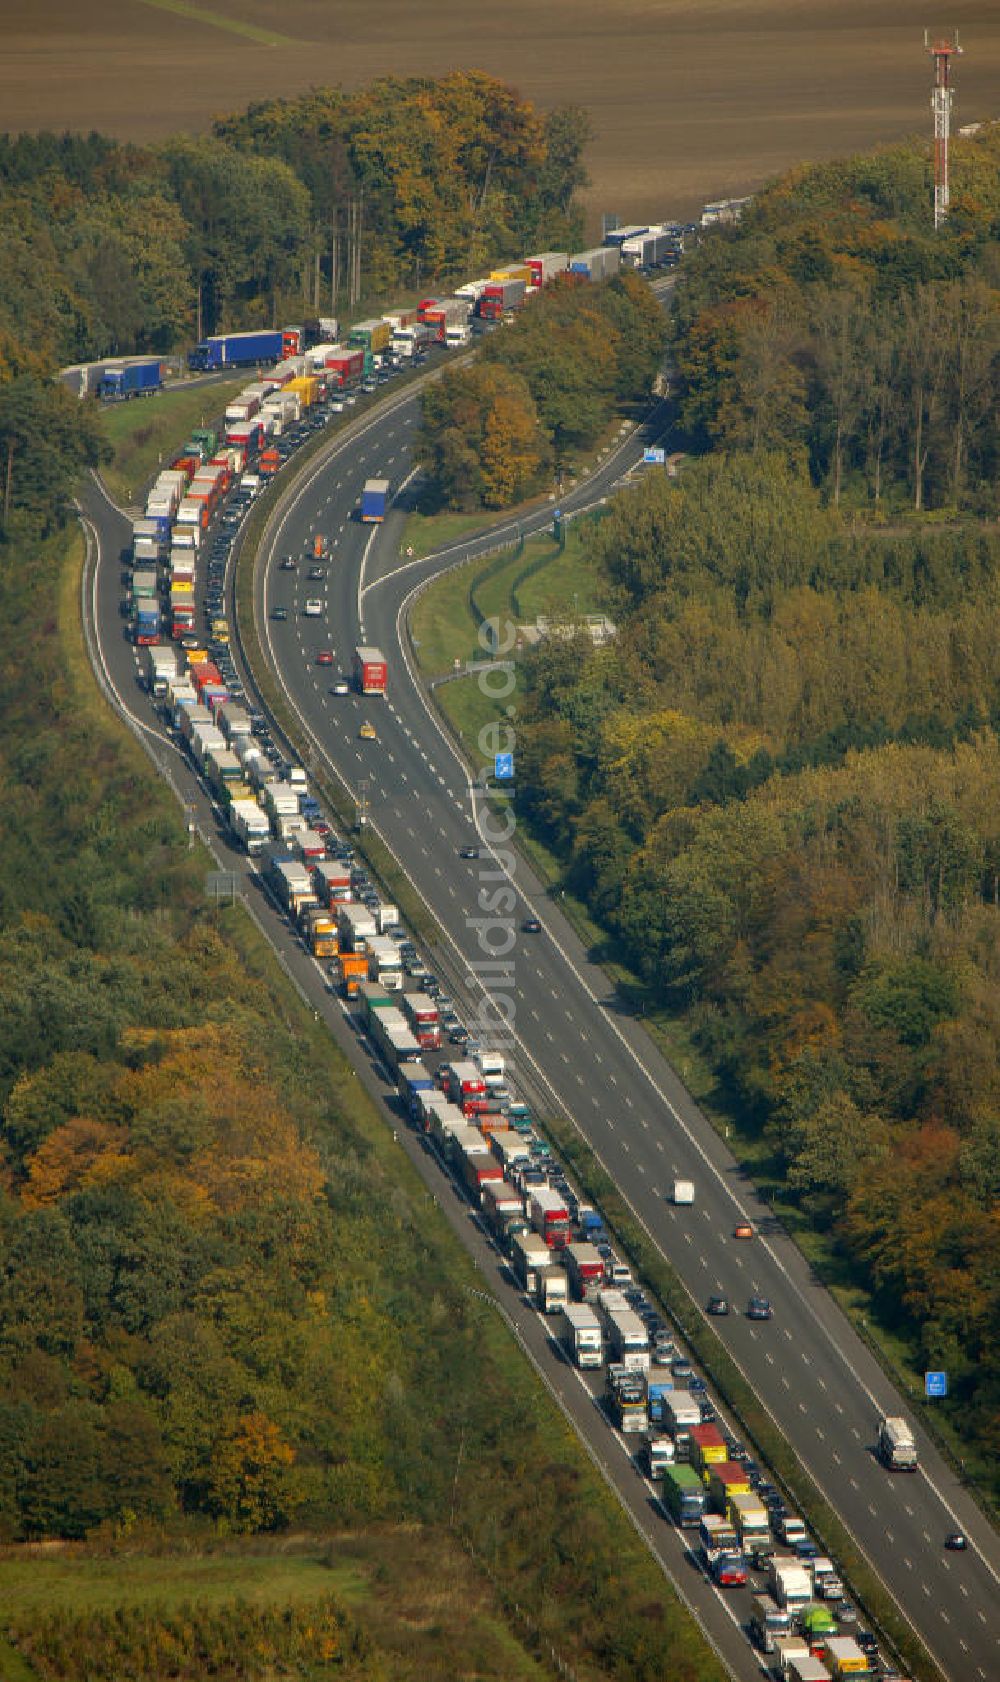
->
728, 1442, 751, 1464
522, 916, 542, 933
399, 941, 416, 957
279, 556, 297, 570
707, 1294, 729, 1316
734, 1221, 754, 1239
699, 1401, 717, 1422
304, 599, 322, 617
836, 1603, 858, 1625
671, 1357, 694, 1381
944, 1531, 968, 1551
316, 650, 334, 666
856, 1633, 879, 1656
688, 1376, 707, 1395
314, 821, 332, 838
448, 1026, 469, 1045
308, 566, 326, 581
359, 721, 377, 740
405, 959, 426, 979
794, 1538, 819, 1561
747, 1296, 773, 1320
329, 399, 344, 413
459, 845, 480, 859
420, 974, 439, 993
271, 606, 288, 620
331, 680, 350, 696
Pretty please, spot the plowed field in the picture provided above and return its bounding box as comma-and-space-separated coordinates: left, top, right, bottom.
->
4, 0, 998, 225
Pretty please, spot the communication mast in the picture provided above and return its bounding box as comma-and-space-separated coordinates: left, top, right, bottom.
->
925, 30, 962, 229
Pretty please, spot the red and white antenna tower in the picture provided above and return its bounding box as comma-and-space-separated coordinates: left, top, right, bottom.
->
925, 29, 962, 229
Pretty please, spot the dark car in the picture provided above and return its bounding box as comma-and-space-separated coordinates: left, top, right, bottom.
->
271, 606, 288, 620
522, 916, 542, 933
279, 556, 297, 570
944, 1532, 968, 1551
707, 1294, 729, 1316
448, 1026, 469, 1045
688, 1376, 707, 1395
459, 845, 480, 859
747, 1296, 773, 1321
699, 1401, 718, 1423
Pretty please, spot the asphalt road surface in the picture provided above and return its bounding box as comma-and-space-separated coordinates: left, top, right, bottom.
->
242, 367, 1000, 1681
80, 315, 1000, 1680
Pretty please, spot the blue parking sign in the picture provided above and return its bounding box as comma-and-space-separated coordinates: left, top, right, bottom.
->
925, 1370, 948, 1398
495, 752, 514, 781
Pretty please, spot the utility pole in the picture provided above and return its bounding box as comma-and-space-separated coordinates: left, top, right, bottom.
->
925, 29, 962, 229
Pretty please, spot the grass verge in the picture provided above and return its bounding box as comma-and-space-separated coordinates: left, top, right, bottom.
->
97, 377, 249, 507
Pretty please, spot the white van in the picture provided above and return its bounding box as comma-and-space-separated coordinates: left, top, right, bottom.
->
672, 1179, 695, 1205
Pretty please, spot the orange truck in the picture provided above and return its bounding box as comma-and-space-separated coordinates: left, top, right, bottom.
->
338, 952, 369, 998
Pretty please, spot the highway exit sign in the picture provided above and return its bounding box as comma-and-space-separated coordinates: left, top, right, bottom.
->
925, 1370, 948, 1398
495, 752, 514, 780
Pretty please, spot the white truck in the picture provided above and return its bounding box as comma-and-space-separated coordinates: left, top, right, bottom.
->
768, 1556, 813, 1612
560, 1302, 602, 1368
366, 935, 403, 991
671, 1178, 694, 1205
535, 1264, 568, 1316
230, 798, 270, 855
877, 1414, 917, 1471
511, 1231, 551, 1297
597, 1289, 649, 1372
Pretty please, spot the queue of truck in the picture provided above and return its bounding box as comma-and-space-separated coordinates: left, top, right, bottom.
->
138, 548, 908, 1682
126, 219, 909, 1682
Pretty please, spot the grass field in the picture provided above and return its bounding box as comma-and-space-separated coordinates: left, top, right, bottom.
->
0, 1531, 550, 1682
410, 517, 610, 679
98, 378, 248, 507
5, 3, 998, 229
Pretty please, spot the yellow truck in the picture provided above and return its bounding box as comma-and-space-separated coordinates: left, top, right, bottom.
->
490, 264, 532, 285
285, 373, 321, 411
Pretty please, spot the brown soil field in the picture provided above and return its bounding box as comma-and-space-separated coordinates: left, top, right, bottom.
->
4, 0, 999, 228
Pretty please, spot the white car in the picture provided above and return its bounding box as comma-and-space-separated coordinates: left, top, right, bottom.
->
304, 599, 322, 617
331, 681, 349, 696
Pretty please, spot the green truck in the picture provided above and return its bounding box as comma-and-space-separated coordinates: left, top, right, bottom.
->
662, 1463, 707, 1528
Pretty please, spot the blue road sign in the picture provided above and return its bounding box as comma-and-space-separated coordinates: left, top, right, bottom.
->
495, 752, 514, 781
925, 1370, 948, 1398
643, 446, 666, 465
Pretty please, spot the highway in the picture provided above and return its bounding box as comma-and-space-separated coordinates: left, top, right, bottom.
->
241, 361, 1000, 1682
80, 317, 1000, 1679
79, 464, 763, 1682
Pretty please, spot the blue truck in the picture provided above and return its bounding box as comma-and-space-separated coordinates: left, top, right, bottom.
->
361, 478, 389, 523
399, 1062, 435, 1120
134, 603, 161, 646
188, 329, 291, 372
98, 360, 162, 401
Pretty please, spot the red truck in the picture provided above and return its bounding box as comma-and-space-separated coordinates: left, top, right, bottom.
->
477, 278, 526, 321
402, 993, 441, 1051
444, 1060, 486, 1108
528, 1187, 571, 1249
460, 1142, 503, 1205
565, 1241, 605, 1300
323, 347, 365, 388
259, 447, 282, 477
353, 645, 387, 697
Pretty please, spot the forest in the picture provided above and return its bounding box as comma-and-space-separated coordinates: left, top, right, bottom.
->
0, 82, 728, 1682
669, 124, 1000, 513
0, 73, 588, 374
517, 125, 1000, 1493
417, 271, 667, 507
